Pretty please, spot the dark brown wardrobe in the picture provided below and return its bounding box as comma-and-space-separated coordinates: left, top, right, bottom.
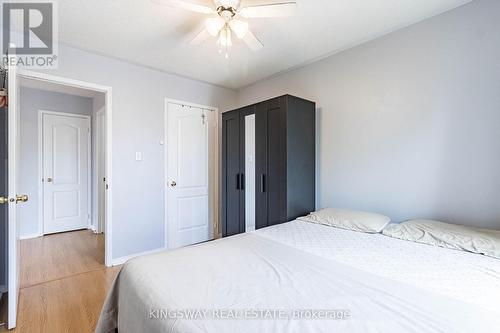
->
222, 95, 316, 237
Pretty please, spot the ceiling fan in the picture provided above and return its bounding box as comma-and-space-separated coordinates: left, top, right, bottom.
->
153, 0, 297, 57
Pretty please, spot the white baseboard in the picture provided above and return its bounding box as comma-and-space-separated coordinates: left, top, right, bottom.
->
112, 246, 167, 266
89, 225, 98, 233
20, 233, 41, 240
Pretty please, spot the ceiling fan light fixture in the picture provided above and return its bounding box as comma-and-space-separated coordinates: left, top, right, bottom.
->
217, 0, 241, 9
217, 25, 232, 47
154, 0, 296, 53
205, 17, 225, 37
229, 19, 249, 39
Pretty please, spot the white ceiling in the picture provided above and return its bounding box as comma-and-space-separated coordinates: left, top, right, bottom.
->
57, 0, 472, 89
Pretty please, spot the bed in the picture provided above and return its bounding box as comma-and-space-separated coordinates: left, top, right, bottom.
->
96, 219, 500, 333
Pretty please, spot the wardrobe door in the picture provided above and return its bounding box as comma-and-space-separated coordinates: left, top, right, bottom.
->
255, 102, 268, 230
255, 98, 287, 229
222, 111, 241, 237
265, 99, 287, 226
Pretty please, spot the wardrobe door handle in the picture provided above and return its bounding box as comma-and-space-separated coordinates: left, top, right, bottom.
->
260, 174, 266, 193
240, 173, 245, 191
236, 174, 240, 190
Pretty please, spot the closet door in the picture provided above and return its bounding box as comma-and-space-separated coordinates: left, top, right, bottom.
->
255, 97, 287, 229
265, 98, 287, 226
222, 111, 241, 236
255, 102, 268, 229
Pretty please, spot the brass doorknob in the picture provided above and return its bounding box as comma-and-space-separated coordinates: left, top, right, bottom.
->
47, 177, 53, 183
16, 195, 29, 203
170, 181, 177, 187
0, 196, 8, 204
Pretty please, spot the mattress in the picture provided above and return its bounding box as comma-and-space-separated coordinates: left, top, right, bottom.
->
255, 219, 500, 313
96, 220, 500, 333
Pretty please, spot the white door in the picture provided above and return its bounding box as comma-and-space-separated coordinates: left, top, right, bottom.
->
4, 52, 24, 329
166, 102, 214, 249
42, 113, 90, 234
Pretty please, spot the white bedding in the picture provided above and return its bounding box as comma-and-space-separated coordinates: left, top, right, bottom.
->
96, 220, 500, 333
256, 220, 500, 312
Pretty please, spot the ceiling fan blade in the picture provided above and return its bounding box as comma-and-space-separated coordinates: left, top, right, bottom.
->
243, 30, 263, 51
152, 0, 215, 14
239, 1, 296, 18
190, 29, 211, 45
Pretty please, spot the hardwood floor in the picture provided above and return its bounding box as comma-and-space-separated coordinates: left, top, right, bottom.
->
20, 230, 106, 288
2, 230, 121, 333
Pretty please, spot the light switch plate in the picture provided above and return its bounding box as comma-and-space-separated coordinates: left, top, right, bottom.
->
135, 152, 142, 161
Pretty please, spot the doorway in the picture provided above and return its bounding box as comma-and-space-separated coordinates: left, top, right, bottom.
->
164, 99, 218, 249
15, 77, 109, 291
17, 80, 105, 242
1, 66, 113, 329
17, 70, 112, 268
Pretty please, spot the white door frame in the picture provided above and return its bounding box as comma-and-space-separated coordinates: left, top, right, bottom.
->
96, 109, 106, 233
164, 98, 219, 249
38, 110, 92, 234
18, 69, 113, 267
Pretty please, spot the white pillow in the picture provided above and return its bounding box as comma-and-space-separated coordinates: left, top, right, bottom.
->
298, 208, 391, 233
383, 220, 500, 259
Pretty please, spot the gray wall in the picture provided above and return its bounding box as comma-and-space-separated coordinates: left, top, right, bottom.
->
236, 0, 500, 229
33, 44, 238, 260
10, 0, 499, 266
19, 87, 93, 237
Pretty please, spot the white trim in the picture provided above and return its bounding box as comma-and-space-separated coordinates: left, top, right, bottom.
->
87, 119, 92, 229
18, 69, 111, 93
19, 69, 113, 267
105, 88, 113, 267
38, 111, 91, 235
163, 101, 168, 248
213, 107, 219, 237
163, 98, 219, 249
19, 233, 40, 240
95, 109, 105, 233
37, 112, 43, 238
111, 246, 167, 266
